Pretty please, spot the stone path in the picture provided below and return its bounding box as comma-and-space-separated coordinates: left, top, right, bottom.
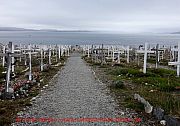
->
14, 53, 135, 126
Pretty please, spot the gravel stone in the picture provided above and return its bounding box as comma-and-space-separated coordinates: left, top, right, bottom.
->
14, 53, 136, 126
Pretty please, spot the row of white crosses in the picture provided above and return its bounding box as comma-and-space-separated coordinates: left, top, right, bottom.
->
168, 42, 180, 77
0, 43, 72, 96
111, 45, 130, 64
112, 46, 125, 63
82, 45, 90, 57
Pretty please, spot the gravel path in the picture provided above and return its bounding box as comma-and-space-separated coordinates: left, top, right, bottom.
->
14, 53, 136, 126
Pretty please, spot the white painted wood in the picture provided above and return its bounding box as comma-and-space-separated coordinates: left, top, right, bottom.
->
49, 47, 52, 65
112, 47, 115, 62
87, 46, 90, 58
11, 44, 15, 73
168, 42, 180, 77
127, 46, 130, 63
2, 46, 5, 67
40, 46, 43, 71
143, 43, 148, 74
58, 45, 61, 59
117, 51, 120, 64
136, 43, 155, 74
28, 44, 32, 81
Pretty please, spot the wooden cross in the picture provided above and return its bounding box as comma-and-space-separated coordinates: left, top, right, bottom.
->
126, 46, 130, 63
0, 42, 23, 94
22, 45, 38, 80
2, 45, 5, 67
58, 45, 61, 60
87, 45, 90, 58
48, 45, 52, 65
168, 42, 180, 77
40, 45, 44, 71
136, 43, 155, 73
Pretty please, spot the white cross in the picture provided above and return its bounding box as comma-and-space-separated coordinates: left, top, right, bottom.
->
112, 47, 115, 62
48, 46, 52, 65
22, 45, 38, 80
168, 42, 180, 77
0, 42, 23, 93
136, 43, 155, 74
126, 46, 130, 63
87, 46, 90, 58
2, 45, 5, 67
11, 43, 15, 73
40, 46, 44, 71
58, 45, 61, 60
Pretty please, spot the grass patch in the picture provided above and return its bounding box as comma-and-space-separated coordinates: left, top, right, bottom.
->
85, 58, 180, 116
0, 56, 68, 126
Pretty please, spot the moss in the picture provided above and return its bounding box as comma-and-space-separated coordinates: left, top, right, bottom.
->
125, 100, 144, 112
111, 80, 125, 89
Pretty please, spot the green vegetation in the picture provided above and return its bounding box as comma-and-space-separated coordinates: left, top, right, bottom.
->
0, 56, 68, 126
84, 56, 180, 117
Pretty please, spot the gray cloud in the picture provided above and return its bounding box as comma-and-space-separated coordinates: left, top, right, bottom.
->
0, 0, 180, 33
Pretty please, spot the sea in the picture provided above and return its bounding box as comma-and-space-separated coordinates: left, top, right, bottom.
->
0, 31, 180, 47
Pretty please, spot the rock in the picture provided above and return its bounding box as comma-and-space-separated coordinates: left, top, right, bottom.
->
160, 120, 166, 125
45, 84, 48, 87
111, 80, 125, 88
31, 97, 36, 101
134, 93, 153, 113
17, 111, 23, 116
134, 94, 140, 100
153, 107, 164, 120
120, 111, 125, 116
40, 79, 43, 82
144, 101, 153, 113
164, 115, 180, 126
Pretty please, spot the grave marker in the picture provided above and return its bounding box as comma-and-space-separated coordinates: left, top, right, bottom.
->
168, 42, 180, 77
0, 42, 23, 96
136, 43, 155, 73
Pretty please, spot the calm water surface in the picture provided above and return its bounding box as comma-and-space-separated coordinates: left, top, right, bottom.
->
0, 31, 180, 46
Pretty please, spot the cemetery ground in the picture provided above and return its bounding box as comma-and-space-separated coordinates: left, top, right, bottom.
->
83, 55, 180, 125
0, 55, 68, 126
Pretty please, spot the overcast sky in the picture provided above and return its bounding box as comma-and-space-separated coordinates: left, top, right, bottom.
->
0, 0, 180, 33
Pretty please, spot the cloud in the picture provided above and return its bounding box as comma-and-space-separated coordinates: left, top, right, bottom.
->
0, 0, 180, 33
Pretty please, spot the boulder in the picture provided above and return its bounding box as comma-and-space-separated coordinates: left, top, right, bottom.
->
164, 115, 180, 126
153, 107, 164, 120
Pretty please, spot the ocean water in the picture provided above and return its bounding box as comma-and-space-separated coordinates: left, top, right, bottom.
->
0, 31, 180, 47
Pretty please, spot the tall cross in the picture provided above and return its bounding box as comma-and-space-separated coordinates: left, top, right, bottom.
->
136, 43, 155, 73
0, 42, 23, 94
58, 45, 61, 60
49, 46, 52, 65
40, 45, 44, 71
126, 46, 130, 63
168, 42, 180, 77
